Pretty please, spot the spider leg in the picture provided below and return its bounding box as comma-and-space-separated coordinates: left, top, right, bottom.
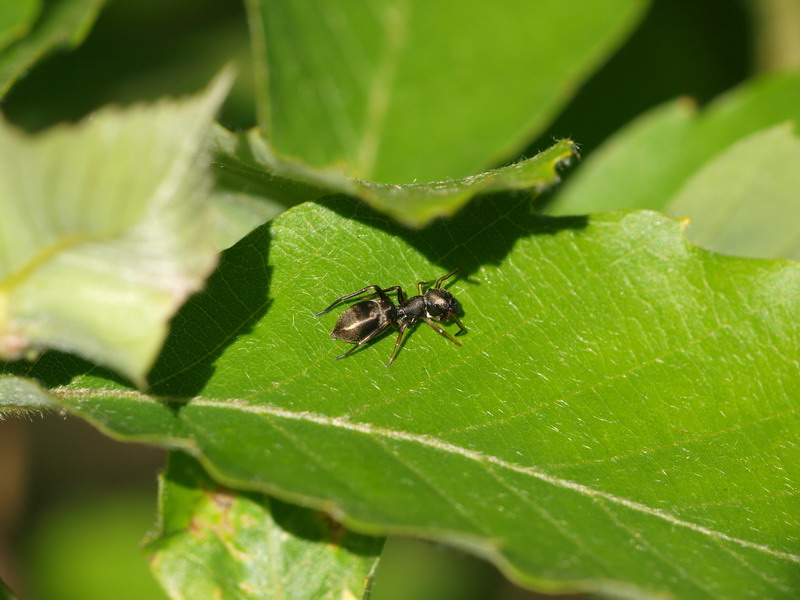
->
387, 322, 411, 365
335, 320, 392, 360
450, 314, 467, 336
417, 279, 434, 295
434, 267, 461, 289
425, 318, 462, 346
362, 285, 404, 304
316, 285, 401, 316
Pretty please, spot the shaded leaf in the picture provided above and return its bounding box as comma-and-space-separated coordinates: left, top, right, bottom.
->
0, 73, 231, 386
247, 0, 646, 183
209, 124, 336, 248
0, 579, 18, 600
147, 451, 382, 600
666, 124, 800, 261
215, 126, 577, 227
0, 0, 104, 98
550, 71, 800, 216
10, 197, 800, 598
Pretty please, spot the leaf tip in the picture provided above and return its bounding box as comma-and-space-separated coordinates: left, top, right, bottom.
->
203, 65, 237, 112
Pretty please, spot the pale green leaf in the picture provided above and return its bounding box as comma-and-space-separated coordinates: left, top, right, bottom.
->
551, 71, 800, 216
666, 124, 800, 261
8, 197, 799, 598
215, 126, 577, 227
146, 451, 382, 600
0, 374, 58, 417
246, 0, 646, 183
0, 0, 104, 98
208, 124, 336, 247
208, 190, 287, 252
0, 0, 39, 51
0, 73, 232, 386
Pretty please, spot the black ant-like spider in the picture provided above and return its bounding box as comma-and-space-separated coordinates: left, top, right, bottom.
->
315, 268, 466, 365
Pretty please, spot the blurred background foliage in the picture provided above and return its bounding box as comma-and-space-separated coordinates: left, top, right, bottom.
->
0, 0, 794, 598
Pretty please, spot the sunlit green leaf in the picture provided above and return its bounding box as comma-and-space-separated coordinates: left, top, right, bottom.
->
246, 0, 645, 184
215, 127, 577, 227
0, 0, 39, 51
551, 71, 800, 216
0, 0, 104, 98
0, 73, 231, 386
666, 124, 800, 260
6, 197, 799, 598
146, 452, 382, 600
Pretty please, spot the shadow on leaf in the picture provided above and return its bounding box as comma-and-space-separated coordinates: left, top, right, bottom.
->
0, 351, 126, 390
148, 224, 273, 398
1, 192, 585, 399
317, 192, 588, 280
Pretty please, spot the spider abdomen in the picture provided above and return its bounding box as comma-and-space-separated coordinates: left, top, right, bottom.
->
331, 298, 397, 343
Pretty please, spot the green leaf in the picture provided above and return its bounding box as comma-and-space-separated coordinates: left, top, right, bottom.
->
0, 374, 58, 417
11, 197, 800, 598
0, 0, 39, 51
215, 126, 577, 227
146, 452, 383, 600
0, 0, 104, 98
550, 71, 800, 215
0, 73, 231, 386
246, 0, 646, 183
207, 190, 287, 252
666, 124, 800, 261
209, 124, 337, 248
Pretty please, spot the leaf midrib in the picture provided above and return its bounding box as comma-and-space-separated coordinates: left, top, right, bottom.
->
1, 233, 90, 292
52, 387, 800, 565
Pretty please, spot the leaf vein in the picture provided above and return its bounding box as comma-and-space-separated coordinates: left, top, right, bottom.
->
186, 396, 800, 564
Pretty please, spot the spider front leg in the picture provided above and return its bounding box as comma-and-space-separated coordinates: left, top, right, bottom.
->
425, 319, 462, 346
435, 267, 461, 289
387, 321, 411, 366
450, 314, 467, 336
417, 267, 461, 294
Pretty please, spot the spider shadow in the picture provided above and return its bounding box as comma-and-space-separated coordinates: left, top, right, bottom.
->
317, 191, 583, 363
317, 190, 588, 280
